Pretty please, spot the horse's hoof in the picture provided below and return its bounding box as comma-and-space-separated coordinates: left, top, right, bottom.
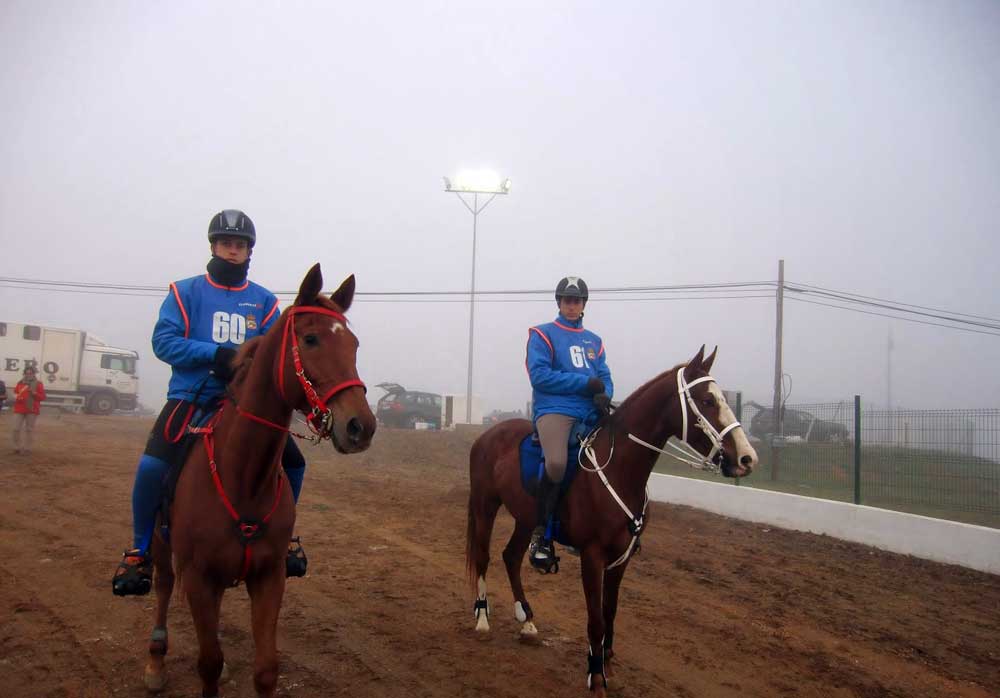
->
518, 621, 538, 642
143, 666, 165, 693
219, 662, 231, 684
587, 674, 607, 696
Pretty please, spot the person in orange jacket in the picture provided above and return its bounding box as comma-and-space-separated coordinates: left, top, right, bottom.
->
12, 365, 46, 455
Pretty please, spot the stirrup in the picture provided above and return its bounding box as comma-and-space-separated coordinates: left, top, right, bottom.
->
529, 537, 560, 575
112, 549, 152, 597
286, 536, 307, 578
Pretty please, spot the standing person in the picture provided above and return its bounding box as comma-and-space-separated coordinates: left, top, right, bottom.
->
112, 209, 311, 597
0, 378, 7, 415
524, 276, 613, 572
12, 366, 46, 455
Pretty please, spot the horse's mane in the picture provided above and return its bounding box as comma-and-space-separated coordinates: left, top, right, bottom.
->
613, 362, 687, 413
230, 336, 264, 389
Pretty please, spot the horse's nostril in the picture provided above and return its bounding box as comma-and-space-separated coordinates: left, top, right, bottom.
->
740, 454, 753, 466
347, 417, 364, 443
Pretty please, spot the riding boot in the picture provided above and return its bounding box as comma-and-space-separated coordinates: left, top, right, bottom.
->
529, 476, 561, 573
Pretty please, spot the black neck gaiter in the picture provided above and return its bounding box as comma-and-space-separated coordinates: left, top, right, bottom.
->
206, 256, 250, 287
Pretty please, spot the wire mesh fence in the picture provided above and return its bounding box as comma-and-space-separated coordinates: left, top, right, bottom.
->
653, 397, 1000, 529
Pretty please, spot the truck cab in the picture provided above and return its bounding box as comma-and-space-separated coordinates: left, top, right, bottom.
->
0, 322, 139, 415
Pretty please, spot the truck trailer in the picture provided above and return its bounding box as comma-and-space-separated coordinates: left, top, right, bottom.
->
0, 321, 139, 414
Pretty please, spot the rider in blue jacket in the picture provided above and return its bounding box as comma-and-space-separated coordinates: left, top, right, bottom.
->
525, 276, 613, 571
112, 210, 311, 596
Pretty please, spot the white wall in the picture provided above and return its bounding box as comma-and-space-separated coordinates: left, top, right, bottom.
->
648, 474, 1000, 576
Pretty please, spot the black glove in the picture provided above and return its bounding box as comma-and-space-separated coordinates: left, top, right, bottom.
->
593, 392, 611, 416
586, 377, 605, 395
213, 346, 239, 382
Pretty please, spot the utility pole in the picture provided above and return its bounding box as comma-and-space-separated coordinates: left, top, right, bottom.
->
771, 259, 784, 481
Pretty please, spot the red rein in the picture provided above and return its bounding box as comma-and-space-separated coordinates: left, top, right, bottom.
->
194, 304, 366, 585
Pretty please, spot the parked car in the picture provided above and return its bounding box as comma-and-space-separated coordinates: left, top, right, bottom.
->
375, 382, 442, 429
749, 406, 849, 443
483, 409, 525, 426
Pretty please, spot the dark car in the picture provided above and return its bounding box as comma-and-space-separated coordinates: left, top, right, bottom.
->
749, 405, 849, 443
375, 383, 442, 429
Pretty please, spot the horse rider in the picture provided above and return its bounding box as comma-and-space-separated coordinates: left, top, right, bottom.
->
112, 210, 311, 596
525, 276, 613, 571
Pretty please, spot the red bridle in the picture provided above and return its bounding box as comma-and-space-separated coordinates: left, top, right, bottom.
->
277, 305, 366, 437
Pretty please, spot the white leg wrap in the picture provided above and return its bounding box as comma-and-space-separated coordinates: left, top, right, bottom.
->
514, 601, 527, 623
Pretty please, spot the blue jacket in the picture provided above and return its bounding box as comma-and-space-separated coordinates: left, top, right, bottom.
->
526, 314, 613, 423
153, 274, 281, 403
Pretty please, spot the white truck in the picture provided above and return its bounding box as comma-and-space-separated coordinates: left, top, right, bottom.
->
1, 321, 139, 415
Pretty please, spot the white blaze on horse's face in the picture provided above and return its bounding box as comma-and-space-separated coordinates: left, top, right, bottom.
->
707, 383, 758, 473
330, 321, 345, 335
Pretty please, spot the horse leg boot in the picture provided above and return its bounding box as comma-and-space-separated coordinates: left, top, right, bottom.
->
502, 522, 538, 640
528, 476, 561, 574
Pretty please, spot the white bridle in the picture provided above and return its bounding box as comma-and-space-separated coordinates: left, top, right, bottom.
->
577, 368, 743, 569
627, 370, 741, 473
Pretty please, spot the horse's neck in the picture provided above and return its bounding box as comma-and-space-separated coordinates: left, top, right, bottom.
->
221, 336, 295, 502
606, 368, 684, 490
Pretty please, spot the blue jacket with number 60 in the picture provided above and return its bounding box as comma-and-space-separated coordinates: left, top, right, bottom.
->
153, 274, 281, 403
525, 314, 613, 423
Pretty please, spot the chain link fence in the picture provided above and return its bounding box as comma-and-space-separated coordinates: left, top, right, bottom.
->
654, 397, 1000, 529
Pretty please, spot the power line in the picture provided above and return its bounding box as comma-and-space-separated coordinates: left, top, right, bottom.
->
785, 283, 1000, 331
2, 273, 997, 336
786, 296, 1000, 337
787, 280, 1000, 323
0, 283, 773, 304
0, 275, 774, 297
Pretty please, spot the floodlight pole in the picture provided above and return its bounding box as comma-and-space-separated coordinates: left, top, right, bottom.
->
447, 188, 502, 424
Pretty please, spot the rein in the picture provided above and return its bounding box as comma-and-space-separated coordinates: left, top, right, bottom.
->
627, 370, 741, 473
188, 304, 366, 585
575, 368, 743, 570
187, 402, 285, 585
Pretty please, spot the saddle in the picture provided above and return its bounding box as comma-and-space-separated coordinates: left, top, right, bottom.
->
518, 420, 595, 545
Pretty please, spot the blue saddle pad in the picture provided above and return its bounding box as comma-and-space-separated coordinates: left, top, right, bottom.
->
518, 421, 595, 544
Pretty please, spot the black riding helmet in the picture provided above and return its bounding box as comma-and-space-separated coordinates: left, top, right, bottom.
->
555, 276, 589, 302
207, 209, 256, 248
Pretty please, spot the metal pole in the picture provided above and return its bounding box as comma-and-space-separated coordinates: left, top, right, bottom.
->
771, 259, 784, 481
853, 394, 862, 505
465, 193, 478, 424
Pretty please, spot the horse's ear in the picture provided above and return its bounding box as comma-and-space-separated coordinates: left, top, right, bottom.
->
330, 274, 356, 313
294, 264, 324, 307
684, 345, 706, 379
703, 346, 718, 374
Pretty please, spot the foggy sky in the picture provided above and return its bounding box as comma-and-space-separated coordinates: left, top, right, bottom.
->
2, 1, 998, 413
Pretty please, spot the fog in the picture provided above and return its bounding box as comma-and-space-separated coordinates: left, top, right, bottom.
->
2, 1, 998, 414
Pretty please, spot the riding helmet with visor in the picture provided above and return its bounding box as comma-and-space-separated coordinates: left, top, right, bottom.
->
555, 276, 589, 302
207, 209, 256, 248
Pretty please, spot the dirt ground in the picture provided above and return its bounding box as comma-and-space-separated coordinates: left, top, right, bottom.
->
0, 413, 997, 698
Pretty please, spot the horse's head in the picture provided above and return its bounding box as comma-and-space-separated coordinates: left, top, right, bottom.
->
678, 346, 757, 478
276, 263, 376, 453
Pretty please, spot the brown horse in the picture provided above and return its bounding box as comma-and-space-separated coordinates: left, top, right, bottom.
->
143, 264, 376, 697
465, 346, 757, 696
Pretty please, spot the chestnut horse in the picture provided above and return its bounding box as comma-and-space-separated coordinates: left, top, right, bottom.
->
143, 264, 376, 697
465, 346, 757, 696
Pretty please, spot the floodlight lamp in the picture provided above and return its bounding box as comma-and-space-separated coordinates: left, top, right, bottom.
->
445, 169, 511, 194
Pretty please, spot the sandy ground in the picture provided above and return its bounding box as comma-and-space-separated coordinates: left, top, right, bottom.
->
0, 412, 997, 698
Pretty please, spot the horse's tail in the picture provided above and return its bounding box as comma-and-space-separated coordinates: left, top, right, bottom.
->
465, 488, 477, 587
465, 438, 481, 588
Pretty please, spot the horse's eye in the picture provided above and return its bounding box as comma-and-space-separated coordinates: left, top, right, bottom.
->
702, 398, 714, 408
303, 334, 319, 347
